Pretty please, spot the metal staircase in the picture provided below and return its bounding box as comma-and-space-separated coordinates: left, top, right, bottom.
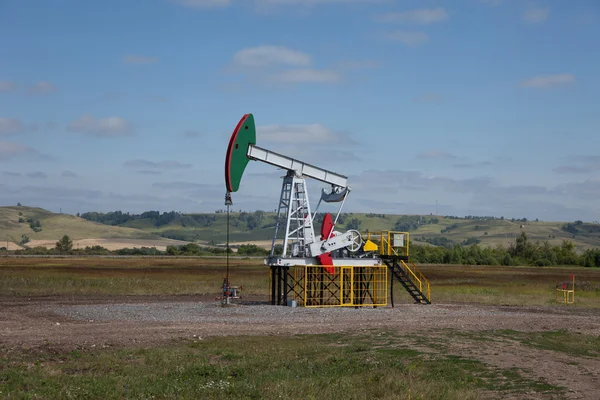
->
383, 256, 431, 304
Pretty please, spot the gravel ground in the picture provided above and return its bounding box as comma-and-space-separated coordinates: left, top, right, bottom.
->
2, 296, 600, 399
49, 300, 600, 336
2, 296, 599, 351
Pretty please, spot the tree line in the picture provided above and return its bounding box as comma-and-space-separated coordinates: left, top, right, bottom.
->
80, 210, 180, 227
2, 231, 599, 267
410, 232, 600, 268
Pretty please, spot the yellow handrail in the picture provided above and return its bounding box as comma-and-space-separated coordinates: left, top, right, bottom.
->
365, 231, 410, 257
400, 260, 431, 302
364, 230, 430, 302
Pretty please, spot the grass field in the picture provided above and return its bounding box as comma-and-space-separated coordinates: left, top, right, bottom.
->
0, 257, 267, 297
1, 257, 599, 399
4, 328, 588, 399
1, 257, 599, 307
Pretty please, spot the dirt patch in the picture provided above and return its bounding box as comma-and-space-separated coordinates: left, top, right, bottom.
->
1, 242, 24, 251
406, 331, 600, 400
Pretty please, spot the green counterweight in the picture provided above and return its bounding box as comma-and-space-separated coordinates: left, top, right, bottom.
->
225, 113, 256, 193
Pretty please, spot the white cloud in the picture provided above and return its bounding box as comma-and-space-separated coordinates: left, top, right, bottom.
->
259, 0, 382, 3
2, 171, 21, 177
28, 121, 59, 132
231, 45, 344, 85
0, 81, 16, 92
385, 31, 429, 46
233, 45, 311, 68
27, 171, 48, 179
67, 114, 133, 137
553, 165, 591, 174
0, 118, 25, 135
553, 155, 600, 175
258, 123, 352, 145
417, 150, 457, 159
269, 68, 340, 83
123, 55, 159, 64
29, 81, 57, 94
152, 181, 210, 190
171, 0, 231, 8
123, 159, 192, 169
520, 74, 575, 88
556, 179, 600, 201
62, 170, 79, 178
375, 8, 448, 24
453, 161, 493, 169
524, 8, 549, 23
0, 141, 34, 161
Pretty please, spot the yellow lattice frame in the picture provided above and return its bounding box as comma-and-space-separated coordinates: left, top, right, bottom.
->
290, 265, 388, 308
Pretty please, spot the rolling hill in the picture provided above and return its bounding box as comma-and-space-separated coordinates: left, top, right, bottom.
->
3, 206, 599, 253
0, 206, 189, 250
82, 209, 600, 252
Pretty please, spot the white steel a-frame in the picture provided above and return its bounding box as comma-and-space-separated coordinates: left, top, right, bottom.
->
270, 170, 315, 258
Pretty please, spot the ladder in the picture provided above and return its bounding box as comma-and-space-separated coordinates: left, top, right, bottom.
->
383, 257, 431, 304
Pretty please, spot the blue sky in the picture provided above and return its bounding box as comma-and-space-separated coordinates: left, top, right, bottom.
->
1, 0, 599, 221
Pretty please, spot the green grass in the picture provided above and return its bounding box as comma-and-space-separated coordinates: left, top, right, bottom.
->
0, 331, 567, 399
2, 259, 600, 308
0, 258, 268, 296
495, 329, 600, 358
0, 206, 159, 243
415, 264, 600, 308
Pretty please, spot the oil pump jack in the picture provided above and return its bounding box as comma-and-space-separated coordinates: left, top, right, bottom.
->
225, 113, 430, 307
225, 113, 385, 304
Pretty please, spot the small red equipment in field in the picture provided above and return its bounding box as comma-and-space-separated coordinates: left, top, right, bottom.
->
216, 277, 242, 305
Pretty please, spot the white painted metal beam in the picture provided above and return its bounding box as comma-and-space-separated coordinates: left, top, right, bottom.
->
247, 145, 348, 188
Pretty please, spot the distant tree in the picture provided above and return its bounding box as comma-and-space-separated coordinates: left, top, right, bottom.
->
346, 218, 362, 230
237, 244, 269, 256
19, 234, 30, 246
55, 235, 73, 253
17, 202, 22, 206
561, 223, 579, 235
